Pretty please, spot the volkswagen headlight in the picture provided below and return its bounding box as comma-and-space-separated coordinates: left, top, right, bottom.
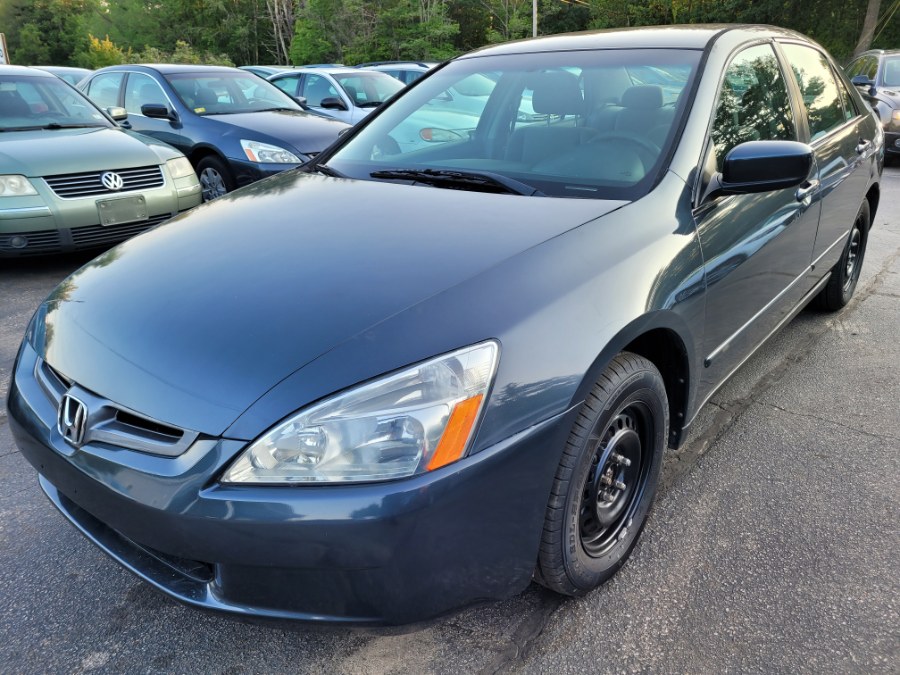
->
240, 139, 304, 164
166, 157, 196, 179
222, 341, 499, 484
0, 175, 38, 196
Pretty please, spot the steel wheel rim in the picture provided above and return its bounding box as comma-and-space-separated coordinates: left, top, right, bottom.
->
843, 225, 862, 292
579, 405, 652, 558
200, 167, 227, 201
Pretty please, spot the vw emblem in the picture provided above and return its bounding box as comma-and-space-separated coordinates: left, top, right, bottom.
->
58, 394, 88, 448
100, 171, 124, 191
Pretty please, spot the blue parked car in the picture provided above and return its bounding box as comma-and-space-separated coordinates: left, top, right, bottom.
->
79, 64, 349, 200
9, 25, 882, 626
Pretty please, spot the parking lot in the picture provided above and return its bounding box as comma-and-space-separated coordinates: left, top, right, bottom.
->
0, 165, 898, 674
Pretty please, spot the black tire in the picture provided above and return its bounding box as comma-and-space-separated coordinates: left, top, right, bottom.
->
536, 352, 667, 596
815, 200, 870, 311
197, 155, 236, 202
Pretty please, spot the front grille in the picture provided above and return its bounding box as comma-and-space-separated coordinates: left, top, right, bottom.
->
44, 166, 165, 199
70, 213, 171, 249
0, 228, 62, 256
35, 356, 199, 457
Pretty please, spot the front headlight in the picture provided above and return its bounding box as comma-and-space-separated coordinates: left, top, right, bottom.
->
222, 341, 499, 484
166, 157, 196, 180
240, 139, 304, 164
0, 175, 38, 196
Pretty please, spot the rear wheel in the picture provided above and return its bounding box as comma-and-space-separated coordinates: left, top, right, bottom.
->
197, 156, 235, 202
536, 352, 667, 596
815, 200, 870, 311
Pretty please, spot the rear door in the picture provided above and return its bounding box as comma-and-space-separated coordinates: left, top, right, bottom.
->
693, 42, 820, 392
778, 42, 872, 271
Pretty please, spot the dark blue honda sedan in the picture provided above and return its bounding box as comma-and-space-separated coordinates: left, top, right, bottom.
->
79, 64, 349, 201
8, 25, 883, 626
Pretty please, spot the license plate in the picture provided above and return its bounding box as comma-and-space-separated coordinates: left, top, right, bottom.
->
97, 195, 148, 227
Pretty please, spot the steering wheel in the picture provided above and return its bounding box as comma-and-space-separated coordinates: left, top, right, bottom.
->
587, 131, 661, 156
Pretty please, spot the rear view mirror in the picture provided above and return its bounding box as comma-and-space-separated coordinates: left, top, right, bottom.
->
141, 103, 176, 120
106, 106, 128, 121
705, 140, 812, 200
320, 97, 348, 111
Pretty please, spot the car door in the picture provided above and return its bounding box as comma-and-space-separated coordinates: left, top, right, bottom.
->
120, 71, 185, 151
779, 42, 872, 270
693, 42, 820, 392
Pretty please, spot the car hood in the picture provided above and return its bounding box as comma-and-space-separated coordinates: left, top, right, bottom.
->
35, 171, 626, 436
0, 127, 167, 177
204, 110, 349, 155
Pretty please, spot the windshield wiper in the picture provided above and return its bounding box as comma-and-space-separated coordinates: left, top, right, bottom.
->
369, 168, 543, 196
255, 107, 300, 113
41, 123, 105, 129
357, 101, 384, 108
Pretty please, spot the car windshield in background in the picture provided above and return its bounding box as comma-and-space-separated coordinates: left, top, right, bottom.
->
0, 75, 112, 131
164, 72, 302, 115
333, 71, 405, 107
326, 49, 700, 200
883, 56, 900, 87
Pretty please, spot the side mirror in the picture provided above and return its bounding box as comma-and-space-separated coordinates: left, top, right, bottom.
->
106, 106, 128, 121
141, 103, 176, 120
850, 75, 875, 89
292, 95, 308, 108
708, 140, 812, 199
320, 97, 348, 111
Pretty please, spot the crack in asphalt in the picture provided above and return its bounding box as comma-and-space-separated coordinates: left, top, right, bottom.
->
755, 400, 900, 442
480, 589, 565, 675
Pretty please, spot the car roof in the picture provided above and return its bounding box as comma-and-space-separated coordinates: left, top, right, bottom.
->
92, 64, 244, 75
291, 67, 397, 77
0, 65, 57, 77
462, 24, 812, 58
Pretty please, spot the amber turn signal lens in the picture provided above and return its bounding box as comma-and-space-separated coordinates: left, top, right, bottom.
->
427, 394, 484, 471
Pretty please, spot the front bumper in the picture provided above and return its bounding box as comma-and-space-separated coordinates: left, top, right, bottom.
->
7, 342, 574, 625
0, 172, 202, 257
226, 157, 303, 189
885, 130, 900, 156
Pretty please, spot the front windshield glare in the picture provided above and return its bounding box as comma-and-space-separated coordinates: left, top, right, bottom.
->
165, 72, 302, 114
327, 49, 700, 199
0, 75, 113, 130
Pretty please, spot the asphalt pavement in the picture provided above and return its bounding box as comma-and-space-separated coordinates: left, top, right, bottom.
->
1, 166, 898, 674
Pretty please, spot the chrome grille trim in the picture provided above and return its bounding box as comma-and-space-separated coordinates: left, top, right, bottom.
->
35, 357, 198, 457
44, 166, 165, 199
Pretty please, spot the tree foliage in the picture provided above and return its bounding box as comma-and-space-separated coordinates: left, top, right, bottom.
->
0, 0, 896, 67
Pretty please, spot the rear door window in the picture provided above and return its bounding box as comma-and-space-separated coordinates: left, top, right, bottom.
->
87, 72, 124, 108
780, 43, 846, 141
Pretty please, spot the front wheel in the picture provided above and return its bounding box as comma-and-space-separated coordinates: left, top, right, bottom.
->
815, 200, 870, 311
197, 156, 235, 202
536, 352, 667, 596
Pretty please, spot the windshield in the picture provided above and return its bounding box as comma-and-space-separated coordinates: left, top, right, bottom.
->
165, 72, 302, 115
883, 56, 900, 87
333, 71, 405, 107
326, 49, 700, 199
0, 75, 113, 131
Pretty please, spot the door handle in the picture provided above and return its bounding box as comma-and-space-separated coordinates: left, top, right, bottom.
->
795, 179, 819, 202
856, 140, 871, 154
